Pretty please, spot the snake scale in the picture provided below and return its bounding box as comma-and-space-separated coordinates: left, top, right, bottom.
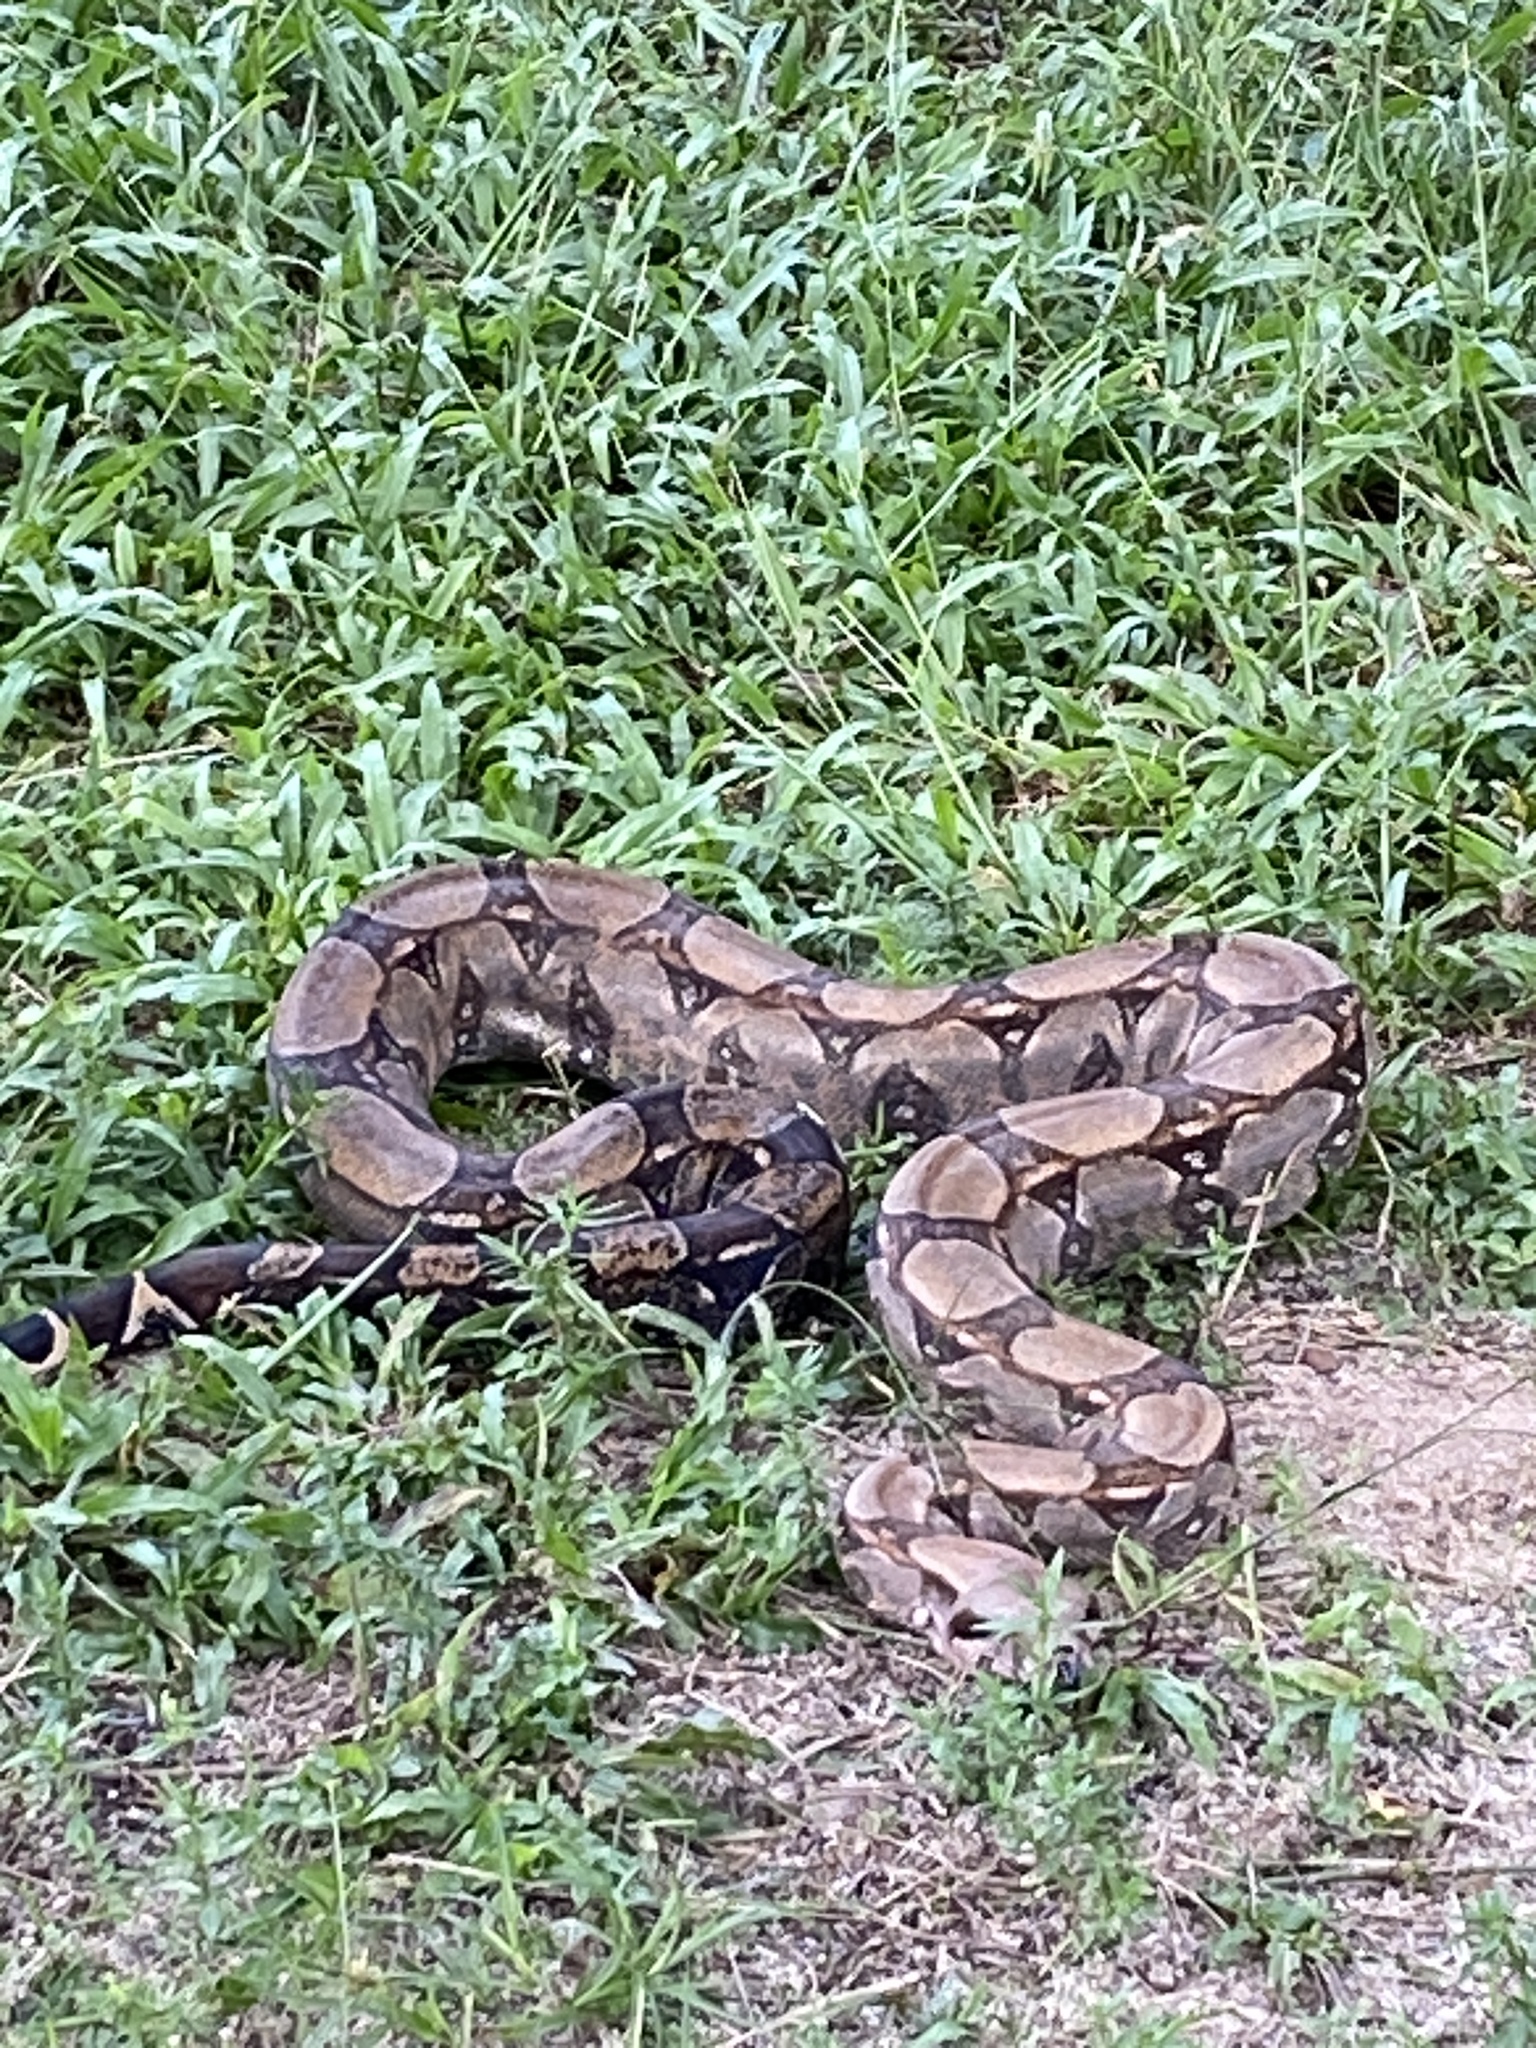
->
1, 858, 1372, 1664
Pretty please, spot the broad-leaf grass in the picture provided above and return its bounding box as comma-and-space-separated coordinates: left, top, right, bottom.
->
3, 0, 1534, 2038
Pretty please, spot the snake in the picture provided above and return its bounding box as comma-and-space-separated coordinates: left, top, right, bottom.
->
0, 857, 1372, 1665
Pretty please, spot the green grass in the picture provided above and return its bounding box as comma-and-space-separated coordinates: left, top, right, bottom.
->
3, 0, 1536, 2039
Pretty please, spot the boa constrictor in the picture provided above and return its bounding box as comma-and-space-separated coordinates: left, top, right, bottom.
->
1, 859, 1372, 1665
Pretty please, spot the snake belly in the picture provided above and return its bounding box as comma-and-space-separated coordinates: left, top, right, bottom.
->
0, 857, 1372, 1661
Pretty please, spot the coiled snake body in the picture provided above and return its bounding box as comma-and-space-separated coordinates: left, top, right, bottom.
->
1, 859, 1372, 1661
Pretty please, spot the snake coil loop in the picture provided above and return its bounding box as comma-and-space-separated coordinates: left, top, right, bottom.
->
1, 858, 1371, 1666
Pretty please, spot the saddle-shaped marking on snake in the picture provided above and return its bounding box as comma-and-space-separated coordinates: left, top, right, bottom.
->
1, 858, 1372, 1665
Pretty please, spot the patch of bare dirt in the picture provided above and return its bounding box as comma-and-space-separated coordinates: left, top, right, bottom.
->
602, 1624, 1535, 2042
0, 1660, 360, 2023
587, 1271, 1536, 2045
1228, 1270, 1536, 1650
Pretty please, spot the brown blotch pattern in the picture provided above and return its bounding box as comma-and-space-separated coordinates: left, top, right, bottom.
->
269, 937, 384, 1058
364, 866, 491, 931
